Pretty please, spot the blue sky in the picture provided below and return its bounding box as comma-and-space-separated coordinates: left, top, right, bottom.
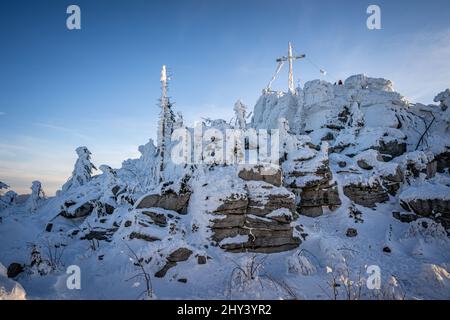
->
1, 0, 449, 194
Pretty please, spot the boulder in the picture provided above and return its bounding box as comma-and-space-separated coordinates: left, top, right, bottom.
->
375, 139, 407, 161
136, 190, 191, 214
167, 248, 193, 263
209, 182, 300, 253
435, 152, 450, 173
7, 263, 23, 278
154, 248, 193, 278
155, 261, 176, 278
343, 183, 389, 207
60, 201, 95, 219
402, 199, 450, 229
238, 165, 282, 187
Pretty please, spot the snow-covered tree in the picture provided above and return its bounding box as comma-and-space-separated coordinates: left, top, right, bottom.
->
174, 112, 184, 130
26, 181, 45, 213
434, 89, 450, 111
62, 146, 97, 193
157, 65, 176, 182
234, 99, 247, 129
99, 164, 117, 187
2, 191, 17, 206
0, 181, 8, 196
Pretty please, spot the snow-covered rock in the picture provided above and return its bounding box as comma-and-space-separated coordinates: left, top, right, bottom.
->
0, 263, 26, 300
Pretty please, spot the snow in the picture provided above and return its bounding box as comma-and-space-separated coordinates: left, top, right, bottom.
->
1, 72, 449, 300
219, 235, 249, 246
400, 182, 450, 201
267, 208, 293, 219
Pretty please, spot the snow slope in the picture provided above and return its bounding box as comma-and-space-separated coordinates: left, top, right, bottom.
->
0, 74, 449, 300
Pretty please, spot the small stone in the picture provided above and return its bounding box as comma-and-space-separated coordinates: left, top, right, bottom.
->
7, 263, 24, 278
129, 232, 160, 242
178, 278, 188, 283
357, 159, 373, 170
383, 246, 392, 253
338, 161, 347, 168
346, 228, 358, 237
124, 220, 132, 227
45, 223, 53, 232
197, 255, 207, 265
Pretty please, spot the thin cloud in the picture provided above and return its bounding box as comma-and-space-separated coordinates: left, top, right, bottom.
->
34, 123, 91, 141
0, 112, 5, 116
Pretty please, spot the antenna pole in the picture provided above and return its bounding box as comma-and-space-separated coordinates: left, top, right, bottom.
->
288, 42, 295, 94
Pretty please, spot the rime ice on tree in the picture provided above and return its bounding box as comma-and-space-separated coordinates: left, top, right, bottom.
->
234, 99, 247, 129
157, 65, 176, 182
26, 181, 45, 213
62, 146, 97, 193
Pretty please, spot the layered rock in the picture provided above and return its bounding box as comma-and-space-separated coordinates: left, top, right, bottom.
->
135, 185, 191, 214
400, 183, 450, 229
343, 182, 389, 208
238, 165, 282, 187
202, 167, 300, 253
283, 143, 341, 217
123, 207, 179, 243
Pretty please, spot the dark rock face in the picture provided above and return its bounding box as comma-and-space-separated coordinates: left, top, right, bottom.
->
238, 165, 282, 187
297, 182, 341, 217
401, 198, 450, 229
80, 228, 117, 242
136, 190, 191, 214
343, 183, 389, 207
375, 140, 407, 161
283, 145, 341, 217
435, 152, 450, 173
60, 201, 95, 219
142, 210, 168, 227
7, 263, 24, 278
382, 166, 404, 196
392, 211, 419, 223
209, 182, 301, 254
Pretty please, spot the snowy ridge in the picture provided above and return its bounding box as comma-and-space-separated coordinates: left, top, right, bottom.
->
0, 72, 450, 299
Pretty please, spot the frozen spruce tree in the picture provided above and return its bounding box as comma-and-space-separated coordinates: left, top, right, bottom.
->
234, 99, 247, 129
26, 181, 45, 213
62, 146, 97, 193
157, 65, 175, 181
